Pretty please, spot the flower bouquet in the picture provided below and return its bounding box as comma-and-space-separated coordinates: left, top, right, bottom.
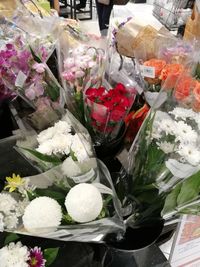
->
0, 235, 59, 267
0, 36, 65, 130
4, 110, 124, 241
84, 82, 136, 145
121, 73, 200, 232
58, 44, 105, 124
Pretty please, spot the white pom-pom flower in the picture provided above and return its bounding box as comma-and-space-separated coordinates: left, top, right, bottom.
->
65, 183, 103, 223
23, 197, 62, 234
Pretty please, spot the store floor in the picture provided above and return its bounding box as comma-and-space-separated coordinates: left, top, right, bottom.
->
80, 3, 163, 35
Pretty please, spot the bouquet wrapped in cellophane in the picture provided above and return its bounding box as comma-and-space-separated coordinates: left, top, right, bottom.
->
84, 68, 137, 146
57, 24, 106, 124
12, 5, 59, 62
113, 17, 198, 106
122, 71, 200, 228
0, 110, 124, 242
0, 34, 65, 130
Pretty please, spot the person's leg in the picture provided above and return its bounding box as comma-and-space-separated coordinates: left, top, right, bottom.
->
96, 1, 104, 31
100, 2, 113, 36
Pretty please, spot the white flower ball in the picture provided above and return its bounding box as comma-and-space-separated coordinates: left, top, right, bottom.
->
23, 197, 62, 234
65, 183, 103, 223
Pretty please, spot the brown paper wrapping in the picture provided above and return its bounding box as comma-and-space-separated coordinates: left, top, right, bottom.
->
184, 4, 200, 41
115, 18, 172, 59
0, 0, 17, 18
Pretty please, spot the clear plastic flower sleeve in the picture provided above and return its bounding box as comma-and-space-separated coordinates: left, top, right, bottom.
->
122, 72, 200, 227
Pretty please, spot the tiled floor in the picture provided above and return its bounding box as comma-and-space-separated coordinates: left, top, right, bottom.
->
80, 3, 163, 35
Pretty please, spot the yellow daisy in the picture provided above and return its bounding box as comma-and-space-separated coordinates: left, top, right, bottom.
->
4, 173, 25, 192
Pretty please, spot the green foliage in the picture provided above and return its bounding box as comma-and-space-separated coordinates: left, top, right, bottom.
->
29, 46, 42, 63
162, 170, 200, 216
44, 248, 59, 266
21, 147, 62, 165
45, 80, 60, 102
4, 233, 20, 245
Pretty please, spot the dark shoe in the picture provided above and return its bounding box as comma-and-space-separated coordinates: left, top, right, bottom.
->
76, 3, 86, 9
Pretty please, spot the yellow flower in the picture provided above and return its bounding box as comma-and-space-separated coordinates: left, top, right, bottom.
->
4, 173, 25, 192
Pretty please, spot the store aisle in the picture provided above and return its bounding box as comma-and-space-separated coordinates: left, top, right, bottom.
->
80, 3, 162, 35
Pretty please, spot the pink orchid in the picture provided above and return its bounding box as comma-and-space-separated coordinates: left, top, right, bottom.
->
33, 63, 46, 74
25, 87, 36, 100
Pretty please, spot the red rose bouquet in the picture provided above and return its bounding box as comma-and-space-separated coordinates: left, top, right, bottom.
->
84, 83, 136, 144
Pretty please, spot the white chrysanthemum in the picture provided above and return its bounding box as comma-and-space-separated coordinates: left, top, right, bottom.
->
174, 121, 198, 144
37, 126, 55, 144
177, 145, 200, 166
169, 107, 196, 121
0, 213, 4, 232
61, 156, 82, 177
65, 183, 103, 223
4, 213, 18, 229
71, 134, 89, 162
51, 133, 73, 155
0, 242, 29, 267
15, 199, 30, 217
0, 193, 17, 215
159, 119, 175, 136
36, 139, 54, 155
54, 121, 71, 134
23, 196, 62, 234
157, 141, 175, 154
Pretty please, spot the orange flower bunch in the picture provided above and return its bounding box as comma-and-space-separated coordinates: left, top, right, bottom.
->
173, 74, 200, 111
143, 58, 185, 89
143, 59, 166, 85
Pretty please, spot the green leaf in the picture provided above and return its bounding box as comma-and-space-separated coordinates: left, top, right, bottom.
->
196, 63, 200, 79
46, 81, 60, 102
162, 183, 182, 216
177, 171, 200, 206
20, 147, 62, 164
62, 213, 75, 224
29, 46, 42, 63
44, 247, 59, 266
70, 149, 78, 161
179, 203, 200, 216
4, 233, 20, 245
35, 188, 65, 201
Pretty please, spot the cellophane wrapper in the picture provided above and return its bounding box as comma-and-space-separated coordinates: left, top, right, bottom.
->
2, 110, 124, 242
12, 6, 60, 62
123, 71, 200, 227
83, 67, 137, 145
57, 24, 106, 124
0, 34, 65, 130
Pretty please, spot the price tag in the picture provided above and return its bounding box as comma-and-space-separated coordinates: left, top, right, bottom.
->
15, 71, 27, 87
140, 65, 155, 78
